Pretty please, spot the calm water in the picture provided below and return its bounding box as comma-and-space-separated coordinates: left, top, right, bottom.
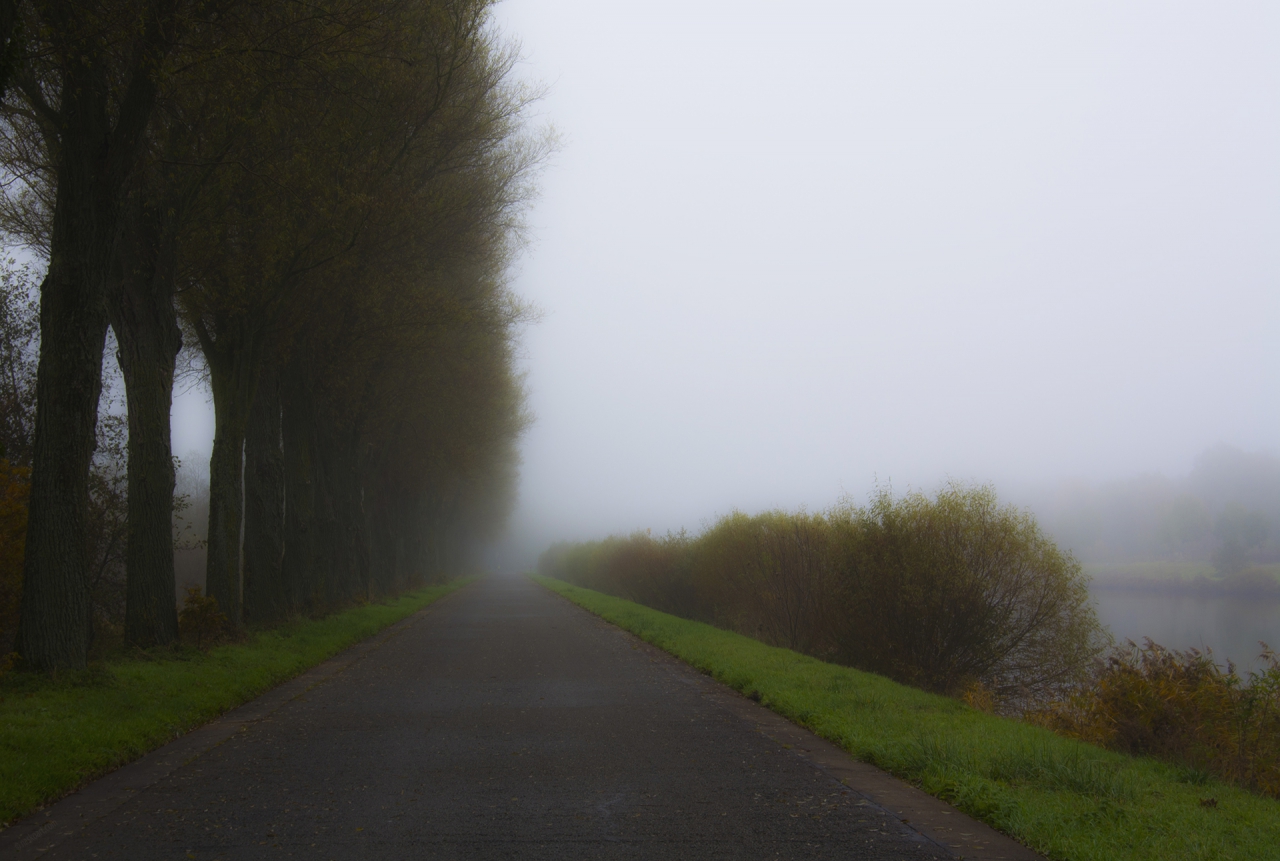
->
1091, 589, 1280, 675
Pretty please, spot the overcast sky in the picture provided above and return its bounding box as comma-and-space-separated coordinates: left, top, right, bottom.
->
174, 1, 1280, 561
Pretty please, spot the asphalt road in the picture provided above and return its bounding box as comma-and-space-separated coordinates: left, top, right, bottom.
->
7, 575, 1014, 860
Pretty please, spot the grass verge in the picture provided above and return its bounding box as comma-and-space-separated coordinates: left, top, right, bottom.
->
0, 579, 469, 826
534, 575, 1280, 861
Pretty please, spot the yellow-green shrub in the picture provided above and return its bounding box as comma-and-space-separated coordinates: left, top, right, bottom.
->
539, 531, 697, 617
832, 485, 1104, 702
539, 483, 1105, 706
693, 510, 843, 658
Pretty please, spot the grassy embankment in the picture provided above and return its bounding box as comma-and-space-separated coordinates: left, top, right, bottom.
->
534, 575, 1280, 861
0, 579, 468, 827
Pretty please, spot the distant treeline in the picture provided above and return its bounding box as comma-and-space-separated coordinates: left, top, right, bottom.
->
540, 484, 1106, 707
1026, 446, 1280, 575
0, 0, 544, 670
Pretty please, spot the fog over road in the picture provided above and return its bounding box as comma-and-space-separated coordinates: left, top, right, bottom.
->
4, 577, 1040, 859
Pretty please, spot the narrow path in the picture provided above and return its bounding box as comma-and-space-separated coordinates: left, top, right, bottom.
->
3, 575, 1040, 859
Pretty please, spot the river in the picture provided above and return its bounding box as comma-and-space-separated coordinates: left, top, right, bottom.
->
1090, 588, 1280, 675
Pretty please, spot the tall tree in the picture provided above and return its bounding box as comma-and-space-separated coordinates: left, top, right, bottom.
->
109, 186, 184, 646
107, 0, 385, 643
2, 0, 187, 669
182, 0, 538, 624
2, 0, 417, 644
2, 0, 545, 659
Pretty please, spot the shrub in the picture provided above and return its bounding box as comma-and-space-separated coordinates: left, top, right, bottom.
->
694, 510, 843, 657
1030, 639, 1280, 797
539, 532, 696, 617
832, 484, 1106, 702
540, 483, 1105, 708
178, 587, 229, 649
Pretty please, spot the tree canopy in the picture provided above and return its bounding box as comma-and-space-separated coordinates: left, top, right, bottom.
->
0, 0, 544, 668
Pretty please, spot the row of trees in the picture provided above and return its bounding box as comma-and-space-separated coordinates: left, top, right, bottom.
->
0, 0, 542, 669
540, 485, 1107, 707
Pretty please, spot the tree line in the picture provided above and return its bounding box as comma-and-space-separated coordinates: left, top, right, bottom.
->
0, 0, 543, 670
1024, 445, 1279, 577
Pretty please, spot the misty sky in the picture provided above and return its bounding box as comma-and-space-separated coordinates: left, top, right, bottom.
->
174, 1, 1280, 560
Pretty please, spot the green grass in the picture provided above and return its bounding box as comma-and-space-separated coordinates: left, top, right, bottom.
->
0, 580, 468, 826
534, 575, 1280, 861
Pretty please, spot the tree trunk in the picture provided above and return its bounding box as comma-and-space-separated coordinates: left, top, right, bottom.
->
366, 483, 400, 596
17, 265, 107, 670
18, 91, 117, 669
203, 333, 256, 628
282, 365, 316, 613
0, 0, 19, 100
16, 4, 172, 670
310, 425, 342, 606
334, 434, 369, 601
243, 361, 285, 625
307, 422, 370, 608
110, 202, 182, 648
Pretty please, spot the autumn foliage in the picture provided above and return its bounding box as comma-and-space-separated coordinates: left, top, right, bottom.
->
1030, 639, 1280, 798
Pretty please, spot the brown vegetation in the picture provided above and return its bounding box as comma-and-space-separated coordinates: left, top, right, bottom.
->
177, 586, 229, 650
0, 457, 29, 661
540, 484, 1107, 705
1029, 639, 1280, 798
543, 494, 1280, 799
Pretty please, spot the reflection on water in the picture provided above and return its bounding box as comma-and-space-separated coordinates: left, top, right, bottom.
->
1091, 589, 1280, 675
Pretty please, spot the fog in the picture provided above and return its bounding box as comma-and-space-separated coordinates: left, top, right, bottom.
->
175, 1, 1280, 570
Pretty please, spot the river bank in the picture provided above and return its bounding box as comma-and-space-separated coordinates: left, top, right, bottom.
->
1084, 563, 1279, 674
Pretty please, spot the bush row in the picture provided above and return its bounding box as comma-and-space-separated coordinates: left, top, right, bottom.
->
539, 484, 1106, 706
541, 484, 1280, 797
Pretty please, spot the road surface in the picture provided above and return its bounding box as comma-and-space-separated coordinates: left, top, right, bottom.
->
2, 575, 1043, 860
